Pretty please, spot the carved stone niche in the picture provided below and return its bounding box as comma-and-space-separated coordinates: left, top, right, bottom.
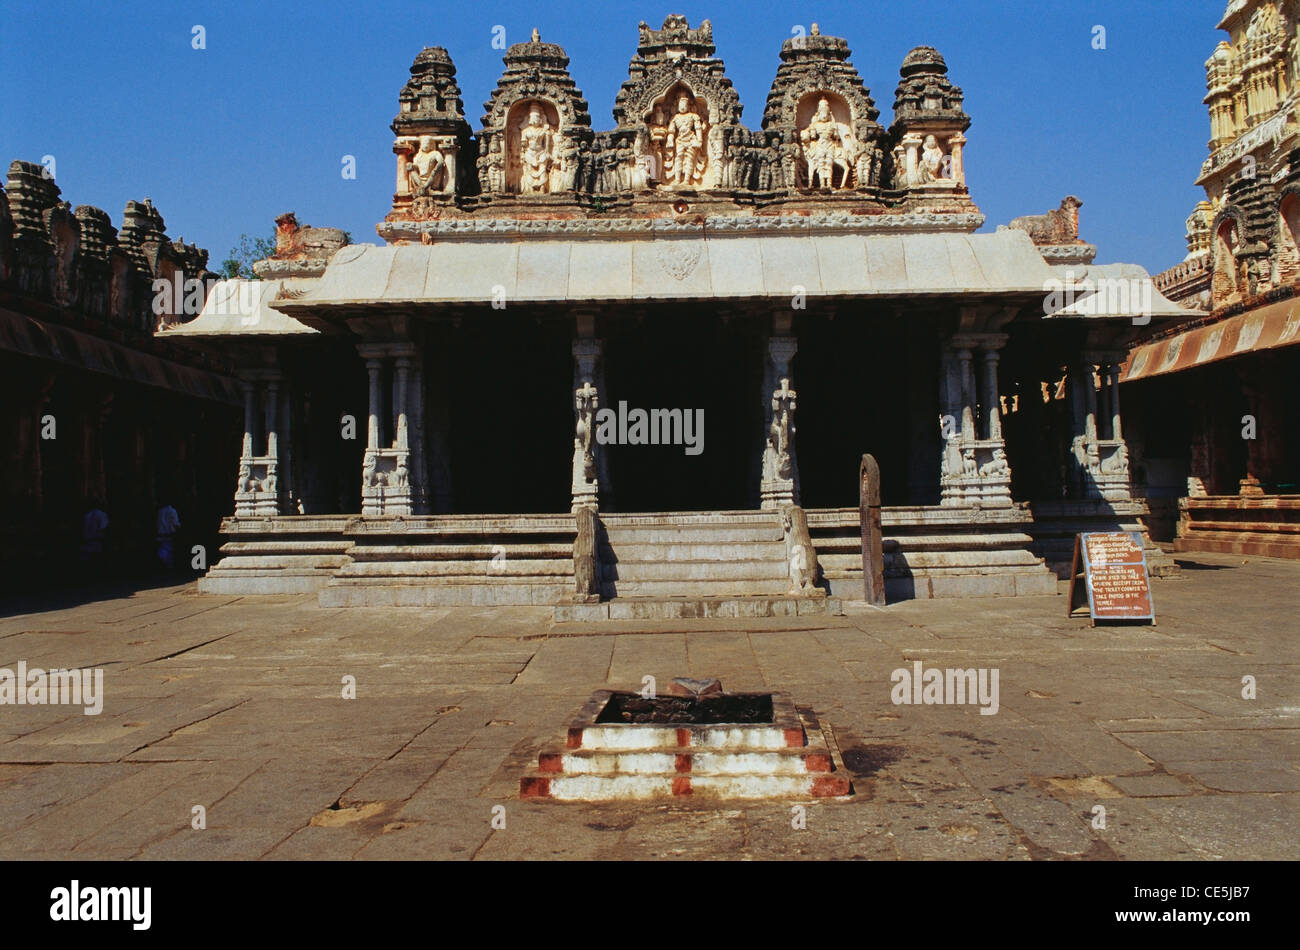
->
888, 47, 971, 194
645, 83, 714, 190
390, 46, 472, 215
477, 30, 593, 197
761, 24, 884, 193
795, 92, 857, 189
613, 15, 745, 194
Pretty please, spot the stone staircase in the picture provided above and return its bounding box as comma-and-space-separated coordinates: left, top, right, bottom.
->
807, 505, 1059, 599
317, 514, 575, 607
198, 516, 355, 594
552, 510, 837, 620
598, 510, 789, 598
520, 689, 852, 800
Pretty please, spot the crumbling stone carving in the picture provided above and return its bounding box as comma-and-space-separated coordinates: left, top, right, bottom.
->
1008, 197, 1084, 245
407, 136, 448, 196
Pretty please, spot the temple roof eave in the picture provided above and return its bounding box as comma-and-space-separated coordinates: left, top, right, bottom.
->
270, 229, 1063, 313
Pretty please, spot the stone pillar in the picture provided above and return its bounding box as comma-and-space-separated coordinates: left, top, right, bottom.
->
358, 344, 414, 516
947, 132, 966, 186
981, 349, 1001, 440
365, 358, 383, 452
1239, 369, 1266, 496
572, 333, 611, 508
942, 335, 1011, 508
901, 132, 922, 188
394, 357, 410, 452
957, 347, 976, 439
1070, 355, 1131, 502
761, 335, 799, 509
938, 345, 965, 507
264, 379, 279, 464
241, 381, 256, 459
279, 382, 294, 514
1106, 362, 1123, 443
572, 381, 600, 512
409, 355, 428, 513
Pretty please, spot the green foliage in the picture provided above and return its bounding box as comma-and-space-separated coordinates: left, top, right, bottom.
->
220, 229, 276, 279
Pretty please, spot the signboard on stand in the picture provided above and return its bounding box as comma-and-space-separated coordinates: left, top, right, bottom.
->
1067, 531, 1155, 625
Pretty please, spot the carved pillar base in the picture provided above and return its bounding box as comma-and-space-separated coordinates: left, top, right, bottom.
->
760, 478, 795, 511
939, 440, 1012, 508
235, 456, 283, 517
360, 448, 413, 516
571, 459, 599, 513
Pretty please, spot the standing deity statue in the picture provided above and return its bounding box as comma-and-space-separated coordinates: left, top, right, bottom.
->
565, 138, 584, 191
485, 136, 506, 193
855, 142, 878, 189
518, 106, 556, 194
800, 98, 855, 189
916, 134, 945, 185
665, 95, 707, 187
407, 136, 446, 196
706, 125, 726, 188
647, 107, 669, 181
631, 129, 654, 189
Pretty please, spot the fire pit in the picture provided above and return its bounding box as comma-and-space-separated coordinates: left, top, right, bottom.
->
521, 681, 852, 800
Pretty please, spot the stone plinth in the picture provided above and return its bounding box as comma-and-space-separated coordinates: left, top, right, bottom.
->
1174, 494, 1300, 559
808, 505, 1057, 600
1026, 499, 1180, 579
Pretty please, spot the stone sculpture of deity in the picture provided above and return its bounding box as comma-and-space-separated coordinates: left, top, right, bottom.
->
800, 98, 856, 189
664, 95, 707, 188
518, 106, 556, 195
407, 136, 446, 196
916, 134, 946, 185
485, 136, 506, 194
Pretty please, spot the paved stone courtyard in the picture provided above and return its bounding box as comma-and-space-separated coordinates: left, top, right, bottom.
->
0, 551, 1296, 861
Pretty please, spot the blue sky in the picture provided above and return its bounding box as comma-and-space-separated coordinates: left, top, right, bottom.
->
2, 0, 1225, 273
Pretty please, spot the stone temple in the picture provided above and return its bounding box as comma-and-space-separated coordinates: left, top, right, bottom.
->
157, 16, 1191, 615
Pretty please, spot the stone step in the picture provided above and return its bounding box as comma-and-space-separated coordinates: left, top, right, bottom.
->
319, 583, 569, 608
520, 771, 850, 800
555, 593, 839, 621
536, 746, 834, 775
333, 559, 571, 578
203, 554, 351, 571
344, 513, 575, 535
602, 558, 789, 582
346, 543, 572, 561
600, 540, 787, 561
821, 549, 1046, 572
520, 700, 852, 800
221, 540, 353, 555
599, 578, 792, 598
602, 525, 783, 543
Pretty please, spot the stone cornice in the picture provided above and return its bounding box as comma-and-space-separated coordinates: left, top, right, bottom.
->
379, 210, 985, 241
